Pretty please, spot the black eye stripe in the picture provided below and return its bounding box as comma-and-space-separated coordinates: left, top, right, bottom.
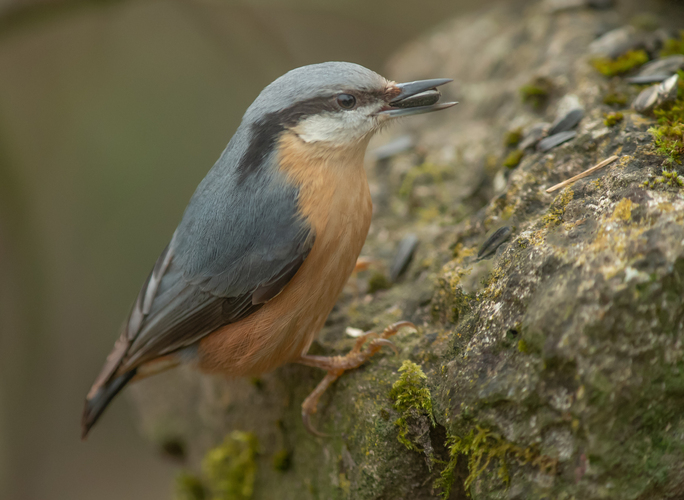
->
237, 89, 383, 181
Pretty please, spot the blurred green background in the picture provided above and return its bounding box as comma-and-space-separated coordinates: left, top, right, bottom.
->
0, 0, 509, 498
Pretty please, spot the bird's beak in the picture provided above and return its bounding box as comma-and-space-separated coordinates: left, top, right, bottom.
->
379, 78, 457, 117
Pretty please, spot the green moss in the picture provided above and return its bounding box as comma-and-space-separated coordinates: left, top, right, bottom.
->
520, 85, 548, 102
504, 128, 523, 147
389, 360, 435, 451
520, 78, 552, 109
517, 339, 529, 353
542, 187, 574, 227
592, 50, 649, 77
603, 91, 628, 106
660, 30, 684, 57
175, 472, 206, 500
434, 426, 557, 498
643, 168, 684, 189
202, 431, 259, 500
604, 111, 624, 127
651, 121, 684, 166
648, 71, 684, 167
503, 149, 524, 169
661, 168, 684, 187
643, 70, 684, 189
368, 271, 392, 293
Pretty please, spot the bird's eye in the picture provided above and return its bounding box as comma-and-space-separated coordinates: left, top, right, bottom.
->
336, 94, 356, 109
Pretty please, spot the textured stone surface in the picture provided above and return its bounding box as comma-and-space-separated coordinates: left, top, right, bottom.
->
132, 1, 684, 498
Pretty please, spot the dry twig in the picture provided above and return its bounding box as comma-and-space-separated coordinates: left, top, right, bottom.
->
546, 155, 619, 193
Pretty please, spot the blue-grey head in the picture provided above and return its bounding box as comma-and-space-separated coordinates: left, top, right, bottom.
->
240, 61, 456, 149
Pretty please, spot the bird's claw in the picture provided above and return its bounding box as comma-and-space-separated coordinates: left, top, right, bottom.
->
297, 320, 417, 436
366, 338, 398, 355
302, 409, 331, 437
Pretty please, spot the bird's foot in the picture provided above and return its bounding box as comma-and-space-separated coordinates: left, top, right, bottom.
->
296, 320, 416, 436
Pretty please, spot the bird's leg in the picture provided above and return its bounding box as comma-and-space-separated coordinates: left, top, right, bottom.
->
296, 320, 416, 436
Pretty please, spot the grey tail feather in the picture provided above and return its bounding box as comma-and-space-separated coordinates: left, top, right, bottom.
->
81, 369, 137, 440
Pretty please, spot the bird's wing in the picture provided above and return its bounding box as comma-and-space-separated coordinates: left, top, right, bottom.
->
94, 155, 315, 385
120, 225, 313, 370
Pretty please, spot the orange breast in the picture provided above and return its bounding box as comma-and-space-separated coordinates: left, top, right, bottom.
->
196, 132, 373, 376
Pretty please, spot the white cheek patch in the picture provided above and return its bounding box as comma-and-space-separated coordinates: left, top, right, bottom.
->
292, 105, 379, 144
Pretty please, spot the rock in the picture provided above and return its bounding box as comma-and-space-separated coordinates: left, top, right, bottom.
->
588, 25, 673, 60
588, 26, 637, 58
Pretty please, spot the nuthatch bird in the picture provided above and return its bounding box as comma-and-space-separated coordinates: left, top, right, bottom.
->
82, 62, 455, 438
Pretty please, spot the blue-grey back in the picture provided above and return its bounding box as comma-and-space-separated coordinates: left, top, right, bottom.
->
173, 145, 311, 297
